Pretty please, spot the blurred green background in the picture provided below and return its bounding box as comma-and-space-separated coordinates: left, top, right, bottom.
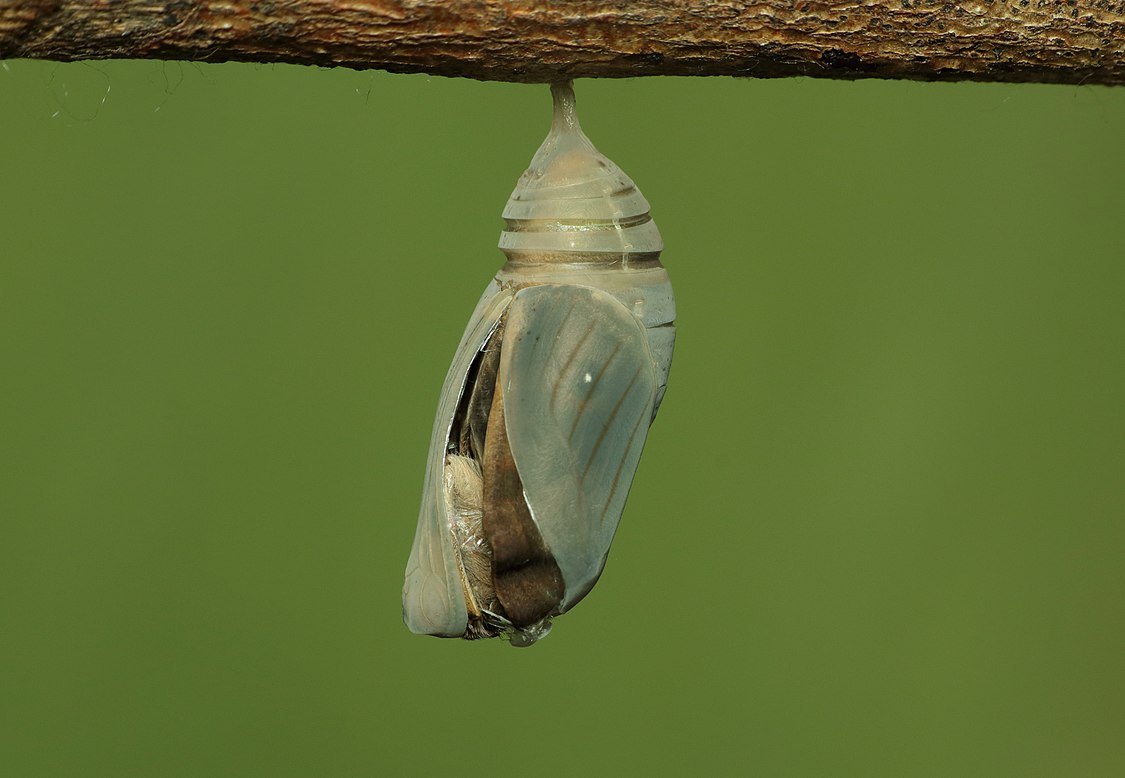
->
1, 60, 1123, 776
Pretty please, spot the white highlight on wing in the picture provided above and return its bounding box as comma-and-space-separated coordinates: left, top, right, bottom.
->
501, 284, 657, 610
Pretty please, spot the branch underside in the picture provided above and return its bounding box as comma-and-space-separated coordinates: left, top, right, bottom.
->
1, 1, 1123, 86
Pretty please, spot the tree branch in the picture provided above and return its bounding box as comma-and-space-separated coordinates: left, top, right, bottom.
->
1, 1, 1123, 86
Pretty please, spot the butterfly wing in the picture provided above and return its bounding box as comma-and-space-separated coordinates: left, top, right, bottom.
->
500, 283, 658, 610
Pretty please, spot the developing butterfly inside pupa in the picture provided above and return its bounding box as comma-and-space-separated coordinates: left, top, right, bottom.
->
403, 81, 676, 646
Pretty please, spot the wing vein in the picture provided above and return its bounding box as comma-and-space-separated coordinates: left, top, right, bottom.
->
549, 317, 596, 412
581, 364, 642, 480
600, 402, 649, 526
567, 340, 624, 442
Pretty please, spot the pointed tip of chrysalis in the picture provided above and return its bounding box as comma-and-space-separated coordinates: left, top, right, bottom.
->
500, 82, 661, 259
550, 81, 579, 134
528, 79, 599, 182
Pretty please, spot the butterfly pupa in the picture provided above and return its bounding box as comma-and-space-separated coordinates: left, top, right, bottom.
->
402, 81, 675, 646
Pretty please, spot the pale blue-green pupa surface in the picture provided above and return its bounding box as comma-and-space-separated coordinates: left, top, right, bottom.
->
402, 82, 675, 647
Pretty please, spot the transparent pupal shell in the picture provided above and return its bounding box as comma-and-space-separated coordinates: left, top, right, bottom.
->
402, 82, 676, 646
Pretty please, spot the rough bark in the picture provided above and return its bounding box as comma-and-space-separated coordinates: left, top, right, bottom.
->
1, 1, 1123, 86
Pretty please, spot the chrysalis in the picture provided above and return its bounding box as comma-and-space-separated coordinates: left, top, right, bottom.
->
402, 82, 675, 646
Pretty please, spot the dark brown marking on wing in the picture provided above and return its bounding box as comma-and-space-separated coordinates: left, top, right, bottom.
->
463, 323, 504, 462
482, 362, 565, 628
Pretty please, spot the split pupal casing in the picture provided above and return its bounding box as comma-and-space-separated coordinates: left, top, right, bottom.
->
402, 82, 676, 646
